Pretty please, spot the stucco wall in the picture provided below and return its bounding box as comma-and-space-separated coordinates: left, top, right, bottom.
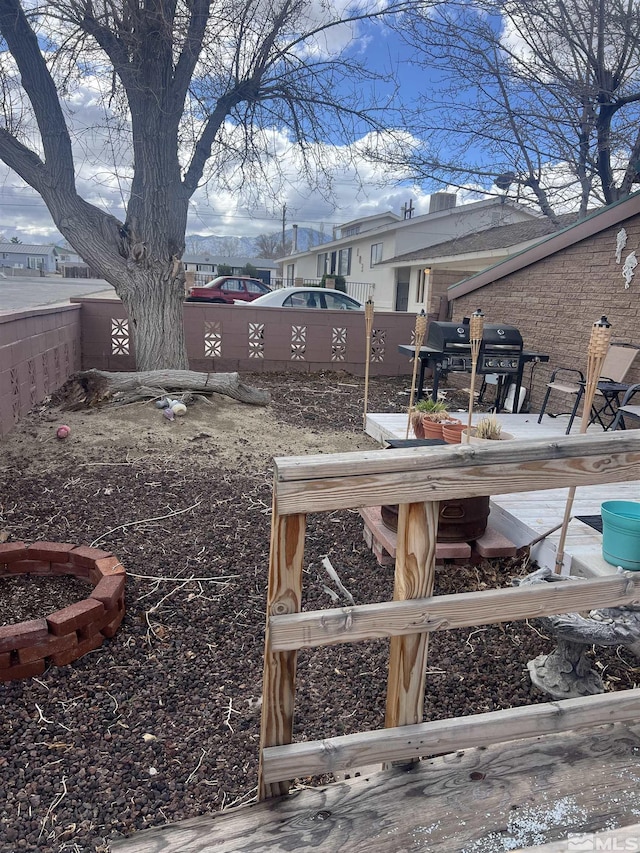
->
450, 212, 640, 413
0, 305, 81, 437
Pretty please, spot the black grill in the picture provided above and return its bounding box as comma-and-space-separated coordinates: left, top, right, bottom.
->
425, 321, 524, 375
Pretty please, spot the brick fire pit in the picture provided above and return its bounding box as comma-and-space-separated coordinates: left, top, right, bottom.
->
0, 541, 125, 682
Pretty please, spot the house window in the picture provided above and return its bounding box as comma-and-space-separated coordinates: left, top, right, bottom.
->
317, 253, 329, 277
370, 243, 383, 266
342, 225, 360, 237
286, 263, 294, 284
338, 248, 351, 276
27, 257, 43, 270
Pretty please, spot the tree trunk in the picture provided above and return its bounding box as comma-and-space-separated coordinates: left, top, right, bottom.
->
118, 262, 190, 371
60, 369, 271, 408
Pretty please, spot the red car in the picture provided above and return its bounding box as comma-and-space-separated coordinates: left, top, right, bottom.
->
186, 275, 271, 303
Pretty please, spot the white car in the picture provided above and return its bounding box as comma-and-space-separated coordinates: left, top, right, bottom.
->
237, 286, 363, 310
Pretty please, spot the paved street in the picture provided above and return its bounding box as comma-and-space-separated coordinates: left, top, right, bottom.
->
0, 274, 115, 313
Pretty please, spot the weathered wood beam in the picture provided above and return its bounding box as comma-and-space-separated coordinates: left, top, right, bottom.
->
257, 500, 306, 801
269, 571, 640, 651
262, 687, 640, 784
273, 433, 640, 515
385, 501, 438, 734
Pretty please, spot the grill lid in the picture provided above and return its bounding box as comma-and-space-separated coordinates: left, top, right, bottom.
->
426, 321, 523, 352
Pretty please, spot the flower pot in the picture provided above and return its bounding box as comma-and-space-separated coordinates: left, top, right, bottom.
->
422, 419, 445, 440
442, 421, 466, 444
461, 428, 515, 444
601, 501, 640, 570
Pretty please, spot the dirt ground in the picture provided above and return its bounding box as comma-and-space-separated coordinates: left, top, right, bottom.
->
1, 371, 638, 853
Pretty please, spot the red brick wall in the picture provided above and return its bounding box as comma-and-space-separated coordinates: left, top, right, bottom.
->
0, 305, 81, 438
451, 213, 640, 412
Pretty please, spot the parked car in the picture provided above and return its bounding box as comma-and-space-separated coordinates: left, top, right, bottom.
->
240, 287, 363, 310
186, 275, 271, 303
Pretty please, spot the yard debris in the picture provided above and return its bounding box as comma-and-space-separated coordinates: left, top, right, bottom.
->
321, 555, 356, 606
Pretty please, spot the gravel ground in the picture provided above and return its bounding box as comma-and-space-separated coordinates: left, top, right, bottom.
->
1, 371, 638, 853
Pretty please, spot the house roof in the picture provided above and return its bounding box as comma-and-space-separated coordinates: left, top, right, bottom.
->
277, 197, 539, 262
380, 214, 578, 265
0, 242, 57, 255
448, 191, 640, 301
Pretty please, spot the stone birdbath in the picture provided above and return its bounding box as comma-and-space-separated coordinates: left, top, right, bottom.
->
516, 567, 640, 700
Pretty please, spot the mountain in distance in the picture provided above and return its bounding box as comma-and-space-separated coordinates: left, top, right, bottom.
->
184, 226, 329, 258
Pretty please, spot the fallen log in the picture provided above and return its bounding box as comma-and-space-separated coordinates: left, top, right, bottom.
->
56, 369, 271, 409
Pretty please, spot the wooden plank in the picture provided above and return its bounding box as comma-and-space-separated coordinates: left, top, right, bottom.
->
274, 447, 640, 515
268, 571, 640, 651
473, 527, 518, 557
513, 823, 640, 851
261, 688, 640, 784
385, 501, 438, 731
274, 429, 639, 482
257, 500, 306, 801
359, 505, 472, 561
111, 722, 640, 852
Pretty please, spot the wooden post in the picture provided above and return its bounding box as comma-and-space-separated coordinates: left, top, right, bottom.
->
554, 316, 612, 573
363, 299, 375, 430
258, 495, 306, 800
385, 500, 439, 740
405, 310, 428, 439
465, 309, 484, 442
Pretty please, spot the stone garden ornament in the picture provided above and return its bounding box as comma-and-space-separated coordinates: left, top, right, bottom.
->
517, 567, 640, 700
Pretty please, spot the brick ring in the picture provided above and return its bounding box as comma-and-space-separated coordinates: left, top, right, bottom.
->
0, 542, 126, 682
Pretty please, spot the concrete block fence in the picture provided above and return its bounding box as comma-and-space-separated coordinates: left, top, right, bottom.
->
0, 296, 430, 439
79, 298, 431, 376
0, 541, 125, 681
0, 304, 81, 437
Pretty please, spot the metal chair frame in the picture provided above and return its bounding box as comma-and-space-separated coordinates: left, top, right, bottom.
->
610, 383, 640, 430
537, 343, 639, 434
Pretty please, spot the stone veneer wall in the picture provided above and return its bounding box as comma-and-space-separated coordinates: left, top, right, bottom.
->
450, 213, 640, 413
78, 298, 432, 377
0, 305, 81, 438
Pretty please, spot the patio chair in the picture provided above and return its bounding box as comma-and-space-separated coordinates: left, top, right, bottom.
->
610, 383, 640, 430
537, 342, 639, 434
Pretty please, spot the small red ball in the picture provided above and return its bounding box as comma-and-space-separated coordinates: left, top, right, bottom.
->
56, 425, 71, 440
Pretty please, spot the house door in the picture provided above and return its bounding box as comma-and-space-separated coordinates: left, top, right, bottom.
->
395, 269, 410, 311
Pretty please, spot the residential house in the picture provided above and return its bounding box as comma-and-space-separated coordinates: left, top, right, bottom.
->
382, 214, 577, 314
278, 193, 540, 310
447, 191, 640, 411
182, 254, 277, 285
0, 243, 58, 274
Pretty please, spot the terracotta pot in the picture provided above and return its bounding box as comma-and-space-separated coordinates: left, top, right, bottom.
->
421, 418, 445, 440
461, 428, 515, 444
442, 420, 466, 444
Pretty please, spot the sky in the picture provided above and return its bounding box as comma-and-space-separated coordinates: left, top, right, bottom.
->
0, 9, 482, 246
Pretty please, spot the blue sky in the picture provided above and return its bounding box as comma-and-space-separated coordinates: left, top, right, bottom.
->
0, 9, 483, 245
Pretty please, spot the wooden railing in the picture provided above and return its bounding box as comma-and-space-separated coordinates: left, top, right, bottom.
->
258, 430, 640, 799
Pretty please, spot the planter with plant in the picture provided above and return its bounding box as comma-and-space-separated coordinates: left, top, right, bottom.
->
462, 414, 514, 443
412, 399, 461, 440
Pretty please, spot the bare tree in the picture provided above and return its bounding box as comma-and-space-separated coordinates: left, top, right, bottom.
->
0, 0, 408, 369
394, 0, 640, 221
253, 232, 291, 259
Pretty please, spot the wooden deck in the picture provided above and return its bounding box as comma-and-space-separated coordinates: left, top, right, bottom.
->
365, 412, 640, 577
112, 720, 640, 852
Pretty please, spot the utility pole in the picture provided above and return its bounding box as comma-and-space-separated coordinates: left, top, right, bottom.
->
281, 204, 287, 254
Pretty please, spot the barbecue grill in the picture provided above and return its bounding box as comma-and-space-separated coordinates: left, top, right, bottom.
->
424, 321, 524, 374
398, 319, 549, 411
